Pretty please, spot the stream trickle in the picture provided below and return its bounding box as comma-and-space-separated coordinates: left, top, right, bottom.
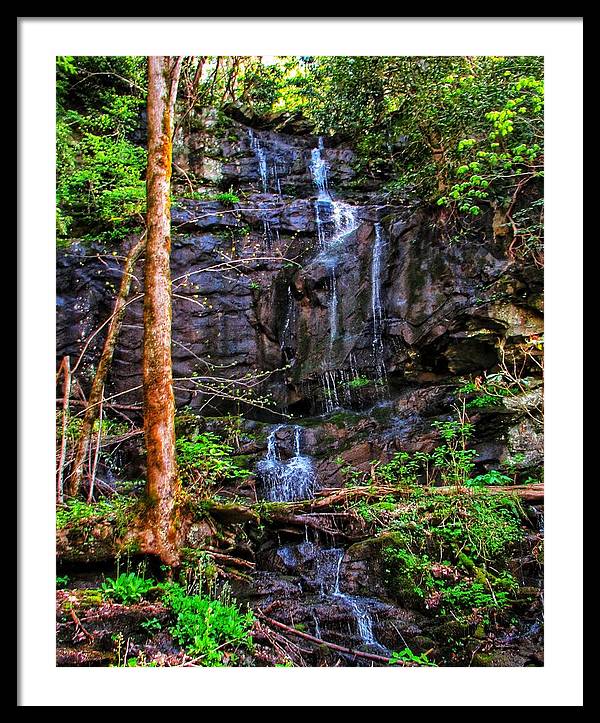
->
276, 541, 387, 651
309, 139, 360, 409
248, 129, 269, 192
371, 222, 388, 390
257, 425, 315, 502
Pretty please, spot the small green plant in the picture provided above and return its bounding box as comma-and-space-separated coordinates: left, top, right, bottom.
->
213, 189, 240, 206
431, 415, 477, 486
160, 582, 254, 666
176, 432, 252, 493
439, 581, 511, 615
388, 647, 437, 667
377, 451, 428, 486
56, 499, 114, 528
467, 469, 513, 487
101, 573, 155, 605
56, 575, 69, 589
383, 546, 447, 603
348, 375, 371, 389
140, 617, 162, 634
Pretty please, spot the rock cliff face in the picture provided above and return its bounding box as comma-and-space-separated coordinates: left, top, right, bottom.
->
57, 110, 543, 474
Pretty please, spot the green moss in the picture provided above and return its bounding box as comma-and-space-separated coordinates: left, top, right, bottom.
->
329, 411, 362, 428
370, 404, 394, 424
231, 454, 256, 470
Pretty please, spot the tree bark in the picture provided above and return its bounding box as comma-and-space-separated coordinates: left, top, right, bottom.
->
143, 56, 183, 567
66, 236, 145, 498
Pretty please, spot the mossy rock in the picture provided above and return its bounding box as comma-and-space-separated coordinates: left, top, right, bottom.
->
328, 411, 362, 428
346, 532, 407, 561
200, 500, 259, 525
434, 619, 471, 643
231, 454, 256, 470
370, 404, 394, 424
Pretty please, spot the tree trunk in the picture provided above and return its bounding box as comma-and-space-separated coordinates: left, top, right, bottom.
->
143, 56, 182, 567
66, 236, 145, 498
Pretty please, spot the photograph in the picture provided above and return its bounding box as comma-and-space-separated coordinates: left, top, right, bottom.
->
54, 53, 545, 669
16, 16, 583, 707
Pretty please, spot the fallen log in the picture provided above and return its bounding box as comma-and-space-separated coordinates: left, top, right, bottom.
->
425, 483, 544, 503
204, 550, 255, 569
255, 611, 409, 666
314, 483, 544, 506
264, 511, 360, 539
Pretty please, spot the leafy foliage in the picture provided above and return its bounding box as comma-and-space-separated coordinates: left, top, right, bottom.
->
101, 572, 155, 605
467, 469, 513, 487
56, 497, 137, 538
56, 56, 147, 244
160, 582, 254, 666
347, 375, 371, 389
297, 55, 543, 262
381, 490, 524, 625
389, 647, 437, 667
176, 432, 252, 493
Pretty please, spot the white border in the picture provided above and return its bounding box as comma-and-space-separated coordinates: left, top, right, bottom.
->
18, 17, 583, 707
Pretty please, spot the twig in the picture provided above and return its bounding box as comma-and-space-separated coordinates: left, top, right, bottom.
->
87, 391, 103, 503
69, 608, 94, 641
56, 356, 71, 504
256, 612, 407, 666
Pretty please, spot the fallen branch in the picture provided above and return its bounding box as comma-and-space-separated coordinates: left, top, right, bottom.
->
314, 483, 544, 505
56, 356, 71, 503
426, 484, 544, 503
69, 608, 94, 641
205, 550, 255, 570
67, 235, 145, 498
57, 399, 142, 412
256, 611, 407, 666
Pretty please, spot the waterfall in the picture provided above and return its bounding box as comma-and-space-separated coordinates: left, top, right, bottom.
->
309, 138, 358, 252
280, 284, 295, 352
310, 138, 329, 198
309, 139, 359, 381
321, 369, 340, 414
313, 547, 386, 651
257, 425, 315, 502
371, 223, 388, 388
329, 269, 338, 347
247, 129, 269, 192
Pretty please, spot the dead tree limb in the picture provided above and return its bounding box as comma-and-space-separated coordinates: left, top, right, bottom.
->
87, 392, 103, 503
67, 236, 145, 498
256, 612, 408, 666
56, 356, 71, 503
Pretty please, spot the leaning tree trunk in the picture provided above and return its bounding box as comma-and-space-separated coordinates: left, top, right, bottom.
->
143, 56, 183, 567
66, 236, 145, 499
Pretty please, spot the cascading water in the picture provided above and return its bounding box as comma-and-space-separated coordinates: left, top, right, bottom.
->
275, 543, 385, 650
248, 129, 269, 192
328, 548, 385, 651
310, 137, 329, 199
371, 222, 388, 389
309, 138, 359, 407
280, 284, 295, 352
329, 272, 338, 348
257, 425, 315, 502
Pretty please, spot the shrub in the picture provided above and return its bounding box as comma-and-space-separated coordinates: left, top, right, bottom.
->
176, 432, 252, 492
101, 573, 155, 605
160, 583, 254, 666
